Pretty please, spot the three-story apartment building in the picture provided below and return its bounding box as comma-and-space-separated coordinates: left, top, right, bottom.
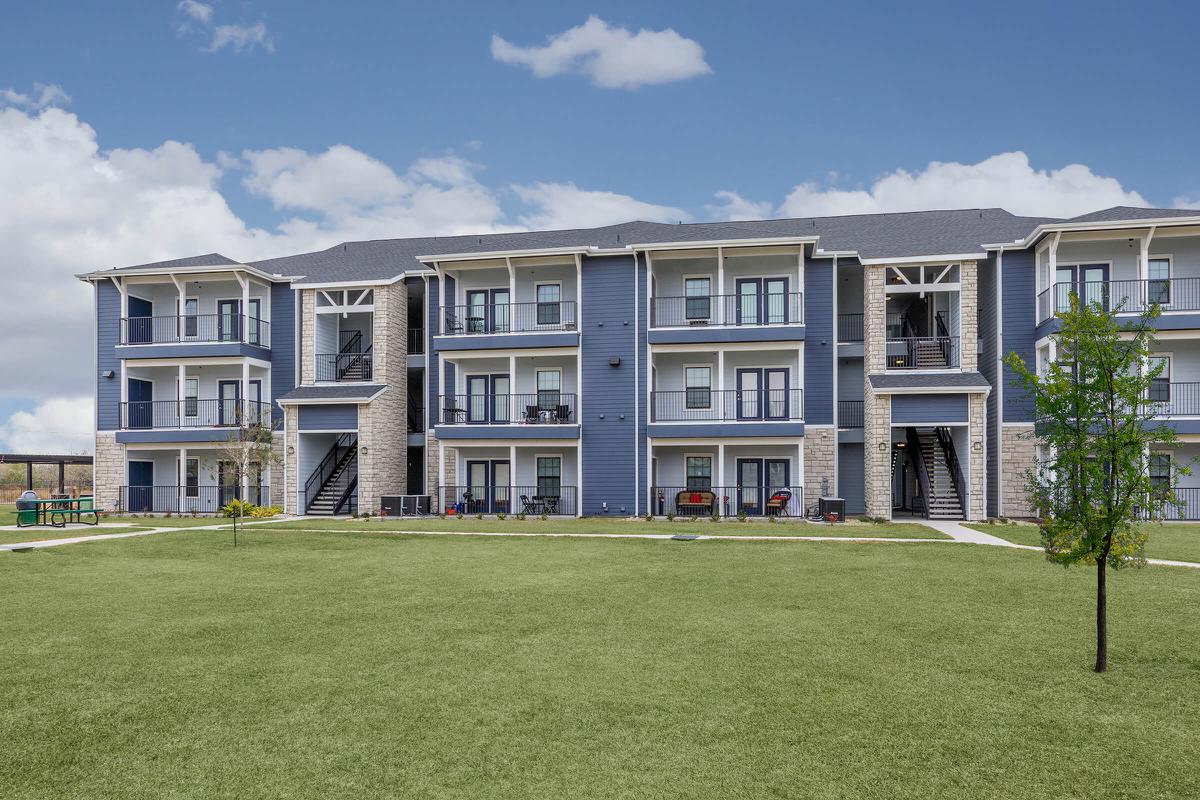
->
79, 205, 1200, 521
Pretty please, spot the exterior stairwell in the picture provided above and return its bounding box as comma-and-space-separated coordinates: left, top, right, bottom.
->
304, 433, 358, 516
913, 427, 964, 519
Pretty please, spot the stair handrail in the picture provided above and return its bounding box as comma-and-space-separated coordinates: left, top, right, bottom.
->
906, 427, 932, 518
304, 432, 356, 510
936, 427, 967, 515
339, 330, 362, 355
335, 334, 370, 381
933, 312, 953, 365
333, 460, 358, 515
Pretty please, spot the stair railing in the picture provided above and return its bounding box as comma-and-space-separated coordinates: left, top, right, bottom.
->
304, 432, 356, 512
936, 427, 967, 515
332, 459, 359, 515
906, 427, 932, 518
934, 312, 952, 364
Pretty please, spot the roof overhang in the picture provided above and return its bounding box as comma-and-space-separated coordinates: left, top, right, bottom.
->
76, 263, 293, 284
984, 213, 1200, 251
858, 252, 987, 266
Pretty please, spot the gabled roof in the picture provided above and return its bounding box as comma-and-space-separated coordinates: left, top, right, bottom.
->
869, 372, 991, 392
1062, 206, 1200, 224
275, 384, 387, 404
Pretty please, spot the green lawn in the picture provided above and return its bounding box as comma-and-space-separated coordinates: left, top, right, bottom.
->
969, 521, 1200, 563
0, 526, 155, 546
253, 516, 948, 538
3, 531, 1198, 799
0, 504, 239, 529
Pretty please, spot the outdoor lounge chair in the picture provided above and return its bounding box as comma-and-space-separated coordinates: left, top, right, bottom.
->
766, 490, 793, 517
675, 490, 716, 516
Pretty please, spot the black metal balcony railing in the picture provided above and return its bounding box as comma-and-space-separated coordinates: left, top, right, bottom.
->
651, 486, 804, 517
441, 301, 577, 335
1156, 487, 1200, 521
408, 405, 424, 433
118, 485, 269, 514
838, 400, 864, 428
650, 389, 803, 422
885, 336, 960, 370
651, 292, 804, 328
407, 327, 425, 353
1036, 278, 1200, 323
120, 400, 272, 430
439, 393, 577, 425
315, 352, 373, 382
1146, 382, 1200, 416
837, 313, 905, 342
120, 315, 270, 347
438, 485, 577, 516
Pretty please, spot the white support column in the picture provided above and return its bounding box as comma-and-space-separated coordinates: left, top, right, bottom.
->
179, 446, 188, 512
509, 444, 517, 503
716, 246, 725, 324
235, 272, 250, 343
577, 443, 584, 518
576, 253, 584, 424
506, 257, 516, 319
178, 364, 186, 422
170, 274, 186, 340
120, 362, 128, 405
798, 440, 805, 509
242, 361, 251, 425
717, 349, 725, 410
717, 443, 726, 503
437, 437, 445, 502
646, 438, 654, 515
435, 262, 445, 335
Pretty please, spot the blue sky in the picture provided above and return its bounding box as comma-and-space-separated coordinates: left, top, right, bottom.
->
0, 0, 1198, 450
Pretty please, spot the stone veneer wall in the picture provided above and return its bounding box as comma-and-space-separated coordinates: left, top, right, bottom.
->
967, 393, 987, 520
958, 260, 978, 372
270, 434, 285, 508
283, 406, 299, 514
355, 281, 408, 513
94, 432, 123, 511
862, 264, 892, 518
300, 290, 316, 385
803, 426, 836, 502
1001, 423, 1037, 518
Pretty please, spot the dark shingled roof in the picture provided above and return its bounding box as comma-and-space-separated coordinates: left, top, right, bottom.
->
1062, 206, 1200, 224
248, 208, 1058, 286
869, 372, 991, 391
106, 252, 241, 272
276, 384, 386, 403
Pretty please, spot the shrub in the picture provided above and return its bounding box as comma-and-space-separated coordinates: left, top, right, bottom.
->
710, 512, 720, 523
163, 509, 173, 518
221, 499, 256, 518
644, 513, 653, 522
516, 512, 526, 521
539, 513, 549, 521
666, 512, 675, 522
737, 510, 748, 522
476, 512, 484, 520
497, 512, 506, 520
250, 505, 281, 518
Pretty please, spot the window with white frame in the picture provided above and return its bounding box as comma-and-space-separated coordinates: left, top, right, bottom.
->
536, 456, 561, 497
685, 456, 712, 491
536, 369, 561, 411
685, 366, 711, 409
1147, 257, 1171, 306
684, 277, 711, 322
536, 283, 561, 326
1148, 356, 1171, 404
1149, 453, 1171, 493
179, 377, 199, 418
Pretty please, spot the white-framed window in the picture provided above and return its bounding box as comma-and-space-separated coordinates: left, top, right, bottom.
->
684, 276, 712, 322
1147, 256, 1171, 306
1149, 452, 1171, 492
177, 377, 199, 418
536, 456, 562, 497
536, 282, 561, 326
1148, 355, 1171, 404
685, 455, 713, 490
536, 369, 562, 411
685, 366, 712, 409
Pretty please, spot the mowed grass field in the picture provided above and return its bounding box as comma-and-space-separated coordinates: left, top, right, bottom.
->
2, 528, 1198, 799
970, 521, 1200, 563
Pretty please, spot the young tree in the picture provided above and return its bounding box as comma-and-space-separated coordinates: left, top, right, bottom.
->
1006, 297, 1186, 672
217, 405, 282, 546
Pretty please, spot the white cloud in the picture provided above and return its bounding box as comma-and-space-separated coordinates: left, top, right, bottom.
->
208, 22, 274, 54
177, 0, 213, 24
1173, 195, 1200, 211
0, 82, 71, 111
512, 182, 688, 229
777, 152, 1148, 219
0, 397, 93, 454
491, 15, 711, 89
176, 2, 273, 54
706, 190, 774, 221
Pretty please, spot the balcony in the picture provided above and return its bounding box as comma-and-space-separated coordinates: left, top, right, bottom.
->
1037, 278, 1200, 323
437, 485, 578, 516
838, 400, 864, 428
315, 352, 373, 382
838, 313, 906, 343
650, 389, 803, 422
441, 301, 577, 335
1147, 382, 1200, 416
118, 484, 269, 514
408, 327, 425, 353
886, 337, 960, 370
119, 400, 272, 430
120, 314, 269, 348
438, 393, 577, 425
651, 485, 804, 517
651, 292, 803, 328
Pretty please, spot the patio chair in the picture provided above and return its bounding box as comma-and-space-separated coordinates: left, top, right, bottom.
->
766, 490, 793, 517
555, 404, 570, 423
675, 490, 715, 516
520, 495, 541, 515
524, 405, 540, 424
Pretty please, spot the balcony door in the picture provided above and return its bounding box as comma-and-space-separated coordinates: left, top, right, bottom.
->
217, 299, 241, 342
465, 288, 509, 333
127, 461, 154, 512
736, 458, 789, 515
128, 296, 153, 343
127, 378, 153, 429
466, 374, 509, 424
1055, 264, 1108, 313
736, 368, 789, 420
218, 380, 240, 426
465, 459, 510, 513
736, 277, 789, 326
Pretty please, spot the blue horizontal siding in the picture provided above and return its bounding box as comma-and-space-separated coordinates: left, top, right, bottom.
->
892, 393, 968, 423
804, 256, 834, 426
97, 281, 121, 431
298, 404, 358, 430
117, 429, 240, 444
433, 332, 579, 351
647, 326, 804, 345
647, 422, 805, 438
434, 425, 580, 440
117, 343, 271, 360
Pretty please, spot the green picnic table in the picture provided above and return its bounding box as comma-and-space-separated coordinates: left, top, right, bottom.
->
16, 497, 98, 528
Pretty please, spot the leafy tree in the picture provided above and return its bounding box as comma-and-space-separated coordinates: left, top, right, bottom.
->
1006, 296, 1187, 672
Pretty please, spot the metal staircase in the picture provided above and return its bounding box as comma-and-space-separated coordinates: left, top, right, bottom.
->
914, 426, 964, 519
304, 433, 358, 516
336, 331, 373, 382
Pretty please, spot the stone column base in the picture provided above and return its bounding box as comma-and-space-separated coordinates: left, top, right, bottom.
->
1001, 423, 1037, 518
803, 427, 835, 507
94, 433, 123, 512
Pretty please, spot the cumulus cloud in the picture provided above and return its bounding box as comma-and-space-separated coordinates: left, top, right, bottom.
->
0, 82, 71, 110
512, 182, 688, 229
775, 152, 1148, 219
491, 15, 711, 89
176, 1, 273, 53
1173, 195, 1200, 211
0, 397, 93, 454
706, 190, 775, 222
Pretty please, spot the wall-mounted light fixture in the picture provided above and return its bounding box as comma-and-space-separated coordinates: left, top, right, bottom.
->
972, 441, 983, 452
877, 442, 888, 452
609, 357, 621, 367
101, 370, 114, 379
287, 446, 295, 455
360, 447, 369, 455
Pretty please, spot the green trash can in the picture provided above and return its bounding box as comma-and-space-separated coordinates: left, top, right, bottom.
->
16, 491, 39, 527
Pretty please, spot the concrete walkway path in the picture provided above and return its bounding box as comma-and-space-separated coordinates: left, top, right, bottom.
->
918, 519, 1020, 547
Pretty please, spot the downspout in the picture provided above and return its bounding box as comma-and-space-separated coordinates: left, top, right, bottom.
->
995, 248, 1004, 518
632, 248, 640, 516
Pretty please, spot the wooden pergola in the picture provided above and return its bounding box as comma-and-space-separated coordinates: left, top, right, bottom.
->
0, 453, 93, 494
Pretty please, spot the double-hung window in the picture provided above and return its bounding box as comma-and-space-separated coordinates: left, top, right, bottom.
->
181, 377, 199, 419
684, 277, 711, 323
536, 283, 561, 326
1148, 356, 1171, 406
536, 369, 561, 412
536, 457, 562, 498
1147, 257, 1171, 306
685, 456, 712, 491
685, 366, 711, 410
1149, 453, 1172, 498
